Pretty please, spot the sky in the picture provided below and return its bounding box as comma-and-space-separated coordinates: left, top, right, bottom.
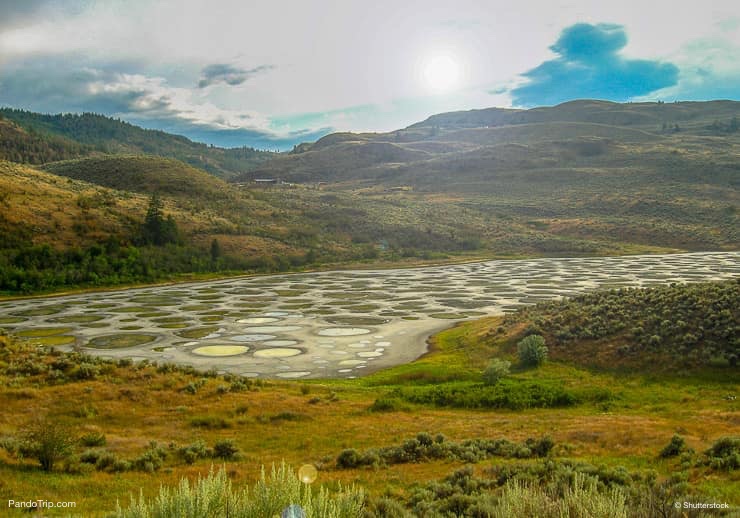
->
1, 0, 739, 150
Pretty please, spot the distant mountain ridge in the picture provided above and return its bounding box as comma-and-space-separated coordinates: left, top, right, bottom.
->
410, 99, 740, 129
0, 108, 276, 178
239, 99, 740, 186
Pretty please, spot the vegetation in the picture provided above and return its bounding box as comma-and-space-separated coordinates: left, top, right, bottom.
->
508, 280, 739, 370
482, 359, 510, 385
517, 334, 548, 367
1, 101, 739, 297
115, 464, 364, 518
0, 109, 275, 178
335, 433, 555, 469
0, 98, 737, 515
0, 282, 737, 515
15, 418, 76, 472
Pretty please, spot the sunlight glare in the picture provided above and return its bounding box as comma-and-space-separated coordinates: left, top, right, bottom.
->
422, 54, 460, 92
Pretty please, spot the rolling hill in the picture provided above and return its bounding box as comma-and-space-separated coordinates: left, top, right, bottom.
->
41, 156, 231, 199
239, 99, 740, 186
0, 109, 275, 178
0, 100, 737, 293
237, 100, 739, 251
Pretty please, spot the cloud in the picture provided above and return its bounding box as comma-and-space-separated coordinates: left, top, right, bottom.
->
0, 56, 328, 149
197, 63, 274, 88
0, 0, 55, 29
511, 23, 679, 106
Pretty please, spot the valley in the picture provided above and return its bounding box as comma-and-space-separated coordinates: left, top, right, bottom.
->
0, 100, 737, 517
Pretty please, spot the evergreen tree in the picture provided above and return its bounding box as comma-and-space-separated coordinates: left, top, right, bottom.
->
210, 238, 221, 263
141, 194, 179, 246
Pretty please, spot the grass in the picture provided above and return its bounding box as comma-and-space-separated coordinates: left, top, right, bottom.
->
0, 297, 737, 515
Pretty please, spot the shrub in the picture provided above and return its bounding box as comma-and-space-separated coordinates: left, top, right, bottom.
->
659, 435, 686, 458
369, 397, 405, 412
80, 431, 106, 447
131, 441, 167, 472
18, 418, 76, 472
190, 415, 232, 429
177, 440, 211, 465
114, 463, 364, 518
95, 452, 119, 472
703, 436, 740, 470
483, 359, 511, 385
337, 448, 362, 469
517, 335, 548, 367
212, 439, 240, 460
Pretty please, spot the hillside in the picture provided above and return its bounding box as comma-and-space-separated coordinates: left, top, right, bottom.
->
239, 100, 739, 252
0, 109, 275, 178
411, 99, 740, 130
0, 117, 92, 163
42, 156, 231, 199
506, 280, 739, 371
1, 101, 737, 294
240, 100, 740, 186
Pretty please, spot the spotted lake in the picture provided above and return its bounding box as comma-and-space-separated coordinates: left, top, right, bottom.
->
1, 252, 737, 379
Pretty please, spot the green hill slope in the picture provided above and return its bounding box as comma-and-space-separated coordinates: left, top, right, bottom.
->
0, 117, 92, 164
0, 109, 275, 178
507, 280, 739, 371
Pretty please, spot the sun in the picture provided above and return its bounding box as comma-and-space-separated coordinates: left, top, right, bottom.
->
422, 54, 460, 92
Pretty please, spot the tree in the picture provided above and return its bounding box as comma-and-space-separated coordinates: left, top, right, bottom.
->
141, 194, 179, 246
210, 238, 221, 263
517, 334, 548, 367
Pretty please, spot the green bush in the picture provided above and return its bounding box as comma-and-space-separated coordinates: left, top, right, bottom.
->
131, 441, 167, 472
369, 397, 405, 412
80, 431, 106, 447
393, 380, 576, 410
334, 434, 555, 469
213, 439, 240, 460
659, 435, 687, 458
483, 359, 511, 385
703, 436, 740, 470
517, 335, 548, 367
177, 440, 211, 465
18, 418, 76, 472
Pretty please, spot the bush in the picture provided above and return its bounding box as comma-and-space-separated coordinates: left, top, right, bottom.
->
190, 415, 232, 429
659, 435, 686, 458
334, 434, 556, 469
177, 440, 211, 465
703, 436, 740, 470
95, 451, 119, 471
337, 448, 362, 469
80, 431, 106, 447
114, 463, 364, 518
517, 335, 548, 367
131, 441, 167, 472
483, 359, 511, 385
18, 418, 76, 472
369, 397, 405, 412
212, 439, 240, 460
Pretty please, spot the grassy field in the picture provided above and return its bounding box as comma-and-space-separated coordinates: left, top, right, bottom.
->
0, 282, 737, 516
